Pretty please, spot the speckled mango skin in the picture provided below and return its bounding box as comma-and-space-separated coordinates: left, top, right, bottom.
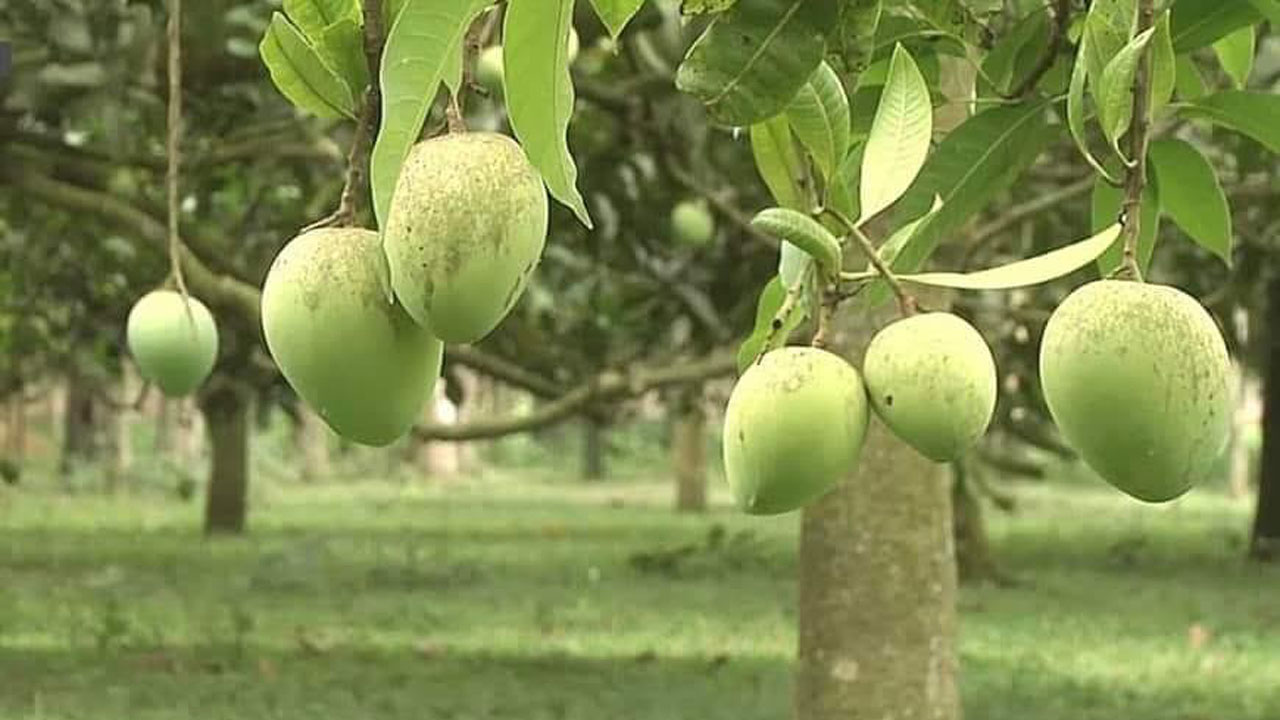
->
723, 347, 869, 515
863, 312, 998, 462
261, 228, 443, 447
1039, 280, 1232, 502
383, 133, 549, 344
126, 290, 219, 397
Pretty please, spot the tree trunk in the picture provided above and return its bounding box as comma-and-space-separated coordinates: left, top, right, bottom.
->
201, 381, 250, 536
296, 405, 331, 483
59, 371, 98, 481
952, 458, 1001, 584
672, 386, 708, 513
795, 298, 959, 720
1250, 277, 1280, 561
582, 413, 607, 481
5, 390, 26, 462
154, 397, 175, 454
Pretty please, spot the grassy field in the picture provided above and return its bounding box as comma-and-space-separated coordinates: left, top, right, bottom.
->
1, 472, 1277, 720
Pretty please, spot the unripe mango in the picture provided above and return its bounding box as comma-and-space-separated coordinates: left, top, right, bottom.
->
383, 132, 548, 344
261, 228, 443, 447
126, 290, 219, 397
474, 30, 579, 97
1039, 280, 1232, 502
672, 199, 715, 246
863, 312, 997, 462
723, 347, 869, 515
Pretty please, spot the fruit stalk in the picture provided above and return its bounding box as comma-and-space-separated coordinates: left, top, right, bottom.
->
824, 207, 918, 317
1119, 0, 1156, 282
165, 0, 190, 306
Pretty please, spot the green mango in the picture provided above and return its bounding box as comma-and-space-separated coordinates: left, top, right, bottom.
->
261, 228, 443, 447
671, 199, 716, 246
1040, 280, 1232, 502
383, 132, 549, 344
126, 290, 219, 397
863, 312, 998, 462
723, 347, 869, 515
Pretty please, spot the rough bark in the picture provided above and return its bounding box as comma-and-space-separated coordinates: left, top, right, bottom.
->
5, 391, 26, 462
582, 413, 608, 481
1250, 277, 1280, 562
952, 459, 1002, 584
795, 296, 960, 720
201, 381, 250, 536
296, 405, 331, 483
59, 372, 98, 481
672, 386, 708, 513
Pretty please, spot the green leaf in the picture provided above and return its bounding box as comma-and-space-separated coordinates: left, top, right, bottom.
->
1213, 26, 1255, 90
858, 44, 931, 225
283, 0, 359, 41
887, 101, 1055, 280
829, 0, 882, 75
825, 143, 862, 221
675, 0, 837, 126
318, 17, 369, 94
589, 0, 646, 38
259, 13, 357, 120
736, 277, 805, 373
751, 207, 843, 273
370, 0, 487, 228
1067, 31, 1120, 183
505, 0, 592, 227
1174, 55, 1207, 100
750, 115, 809, 210
1179, 91, 1280, 153
1082, 0, 1135, 96
779, 242, 812, 289
1170, 0, 1262, 52
1150, 13, 1175, 116
1092, 172, 1159, 276
1149, 138, 1232, 265
897, 225, 1122, 290
784, 61, 851, 183
442, 30, 466, 97
864, 197, 940, 306
1097, 26, 1156, 161
979, 7, 1049, 97
1247, 0, 1280, 26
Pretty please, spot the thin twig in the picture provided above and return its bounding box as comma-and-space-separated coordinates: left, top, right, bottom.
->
165, 0, 190, 307
756, 266, 813, 364
822, 207, 918, 316
1006, 0, 1070, 98
1119, 0, 1156, 281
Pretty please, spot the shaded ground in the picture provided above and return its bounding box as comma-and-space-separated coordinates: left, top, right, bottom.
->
1, 476, 1277, 719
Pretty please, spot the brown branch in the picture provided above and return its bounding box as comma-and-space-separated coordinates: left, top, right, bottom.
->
166, 0, 190, 300
824, 208, 918, 316
3, 165, 262, 326
962, 175, 1094, 266
1119, 0, 1157, 281
445, 345, 564, 399
413, 352, 738, 441
1007, 0, 1070, 98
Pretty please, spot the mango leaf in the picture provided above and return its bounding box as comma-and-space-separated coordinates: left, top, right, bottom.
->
259, 13, 357, 120
1092, 171, 1159, 276
1067, 31, 1119, 182
750, 115, 808, 210
1213, 26, 1255, 90
886, 101, 1055, 280
779, 242, 812, 289
675, 0, 836, 127
506, 0, 592, 227
1247, 0, 1280, 26
829, 0, 882, 75
370, 0, 487, 228
1173, 55, 1207, 101
863, 196, 940, 307
736, 276, 807, 373
589, 0, 646, 38
979, 7, 1048, 97
1150, 13, 1175, 116
825, 144, 862, 221
1178, 91, 1280, 153
1096, 26, 1155, 161
784, 61, 851, 183
1149, 138, 1232, 265
858, 44, 931, 226
318, 17, 369, 94
1170, 0, 1262, 52
1082, 0, 1135, 98
896, 225, 1122, 290
283, 0, 359, 40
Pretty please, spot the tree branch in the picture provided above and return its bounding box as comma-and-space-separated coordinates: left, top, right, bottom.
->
961, 175, 1094, 266
1006, 0, 1070, 98
444, 345, 565, 399
1119, 0, 1156, 280
414, 352, 737, 441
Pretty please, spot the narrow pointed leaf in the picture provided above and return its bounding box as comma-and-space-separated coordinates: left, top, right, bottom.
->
506, 0, 592, 226
1150, 13, 1175, 116
737, 276, 806, 372
858, 44, 931, 225
830, 0, 882, 75
897, 225, 1122, 290
370, 0, 487, 228
751, 116, 808, 210
283, 0, 359, 40
1171, 0, 1262, 51
1097, 26, 1155, 159
1247, 0, 1280, 26
1067, 31, 1119, 182
259, 13, 356, 119
318, 17, 369, 94
1174, 55, 1207, 100
1149, 138, 1232, 265
1179, 91, 1280, 153
1213, 26, 1255, 90
589, 0, 646, 38
785, 62, 851, 183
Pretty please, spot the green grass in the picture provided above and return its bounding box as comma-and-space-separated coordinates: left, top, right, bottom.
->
1, 474, 1277, 719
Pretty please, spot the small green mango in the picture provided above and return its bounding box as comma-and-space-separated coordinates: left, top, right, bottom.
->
127, 290, 219, 397
671, 199, 715, 246
383, 132, 549, 344
261, 228, 443, 447
863, 312, 997, 462
723, 347, 869, 515
1040, 280, 1232, 502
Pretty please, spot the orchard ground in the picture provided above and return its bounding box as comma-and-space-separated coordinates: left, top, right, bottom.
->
1, 448, 1278, 720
